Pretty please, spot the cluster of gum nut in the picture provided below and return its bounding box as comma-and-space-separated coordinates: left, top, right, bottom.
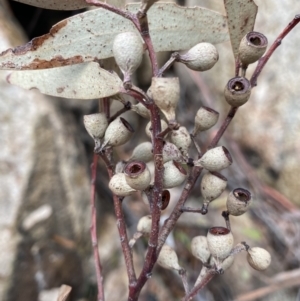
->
83, 30, 271, 277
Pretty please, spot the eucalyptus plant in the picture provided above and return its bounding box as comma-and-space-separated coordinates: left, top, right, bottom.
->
1, 0, 299, 300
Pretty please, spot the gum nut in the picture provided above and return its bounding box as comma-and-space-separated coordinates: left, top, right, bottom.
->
239, 31, 268, 67
124, 161, 151, 191
102, 117, 134, 148
191, 236, 210, 263
179, 43, 219, 71
193, 106, 219, 135
113, 31, 144, 76
131, 102, 151, 119
145, 119, 168, 139
201, 172, 227, 202
109, 173, 137, 196
157, 245, 181, 270
150, 77, 180, 121
163, 160, 187, 189
169, 126, 191, 155
224, 77, 251, 107
227, 188, 252, 216
207, 227, 234, 260
195, 146, 232, 172
137, 215, 152, 234
83, 113, 108, 139
163, 142, 183, 163
247, 247, 271, 271
130, 142, 153, 162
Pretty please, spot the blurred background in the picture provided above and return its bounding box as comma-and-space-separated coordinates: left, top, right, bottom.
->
0, 0, 300, 300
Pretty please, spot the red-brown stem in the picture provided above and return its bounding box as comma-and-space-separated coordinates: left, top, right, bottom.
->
137, 13, 159, 76
128, 104, 164, 301
181, 269, 216, 301
208, 106, 238, 149
250, 14, 300, 87
108, 101, 132, 123
90, 154, 105, 301
158, 166, 203, 251
99, 152, 137, 287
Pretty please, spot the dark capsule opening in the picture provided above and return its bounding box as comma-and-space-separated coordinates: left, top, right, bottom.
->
221, 146, 233, 164
233, 188, 251, 203
120, 117, 134, 133
161, 190, 170, 210
228, 77, 251, 94
125, 161, 146, 176
246, 31, 268, 48
210, 171, 227, 182
202, 106, 219, 116
209, 226, 230, 236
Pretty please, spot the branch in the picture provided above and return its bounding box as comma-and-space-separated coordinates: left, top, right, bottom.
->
208, 106, 238, 149
99, 152, 137, 287
250, 14, 300, 87
90, 154, 105, 301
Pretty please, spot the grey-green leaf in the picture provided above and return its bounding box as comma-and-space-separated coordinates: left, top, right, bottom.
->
0, 3, 228, 70
7, 62, 122, 99
224, 0, 258, 59
12, 0, 89, 10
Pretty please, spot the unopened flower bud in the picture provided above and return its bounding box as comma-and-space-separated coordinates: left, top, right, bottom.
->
130, 142, 153, 163
83, 113, 108, 139
201, 172, 227, 201
109, 173, 137, 196
179, 43, 219, 71
132, 102, 150, 119
247, 247, 271, 271
163, 142, 183, 163
113, 32, 144, 77
224, 77, 251, 107
102, 117, 134, 148
137, 215, 152, 234
151, 77, 180, 121
191, 236, 210, 263
227, 188, 252, 216
124, 161, 151, 191
239, 32, 268, 68
145, 119, 168, 139
195, 146, 232, 172
207, 227, 234, 260
169, 126, 191, 156
163, 160, 187, 189
157, 245, 181, 270
193, 106, 219, 135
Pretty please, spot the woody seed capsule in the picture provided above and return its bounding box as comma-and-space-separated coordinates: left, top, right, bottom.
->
224, 77, 251, 107
163, 160, 187, 189
193, 106, 219, 135
113, 32, 144, 78
201, 172, 227, 201
179, 43, 219, 71
207, 227, 234, 260
191, 236, 211, 263
124, 161, 151, 191
145, 119, 168, 139
157, 245, 181, 270
194, 146, 232, 172
109, 173, 137, 196
169, 126, 192, 156
102, 117, 134, 148
83, 113, 108, 139
129, 142, 153, 162
247, 247, 271, 271
227, 188, 252, 216
151, 77, 180, 122
239, 32, 268, 68
137, 215, 152, 234
162, 141, 184, 163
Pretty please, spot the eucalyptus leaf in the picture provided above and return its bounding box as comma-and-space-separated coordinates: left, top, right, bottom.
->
224, 0, 258, 59
13, 0, 89, 10
7, 62, 122, 99
0, 3, 228, 70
